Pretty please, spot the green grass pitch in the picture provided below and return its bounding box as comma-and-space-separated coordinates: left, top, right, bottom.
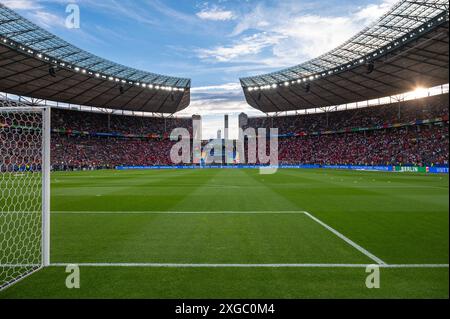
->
1, 168, 448, 298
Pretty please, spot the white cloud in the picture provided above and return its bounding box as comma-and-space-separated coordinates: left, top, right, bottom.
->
191, 82, 242, 93
1, 0, 39, 10
188, 1, 399, 118
190, 82, 245, 105
176, 82, 264, 120
354, 0, 398, 23
27, 10, 66, 29
198, 0, 396, 70
2, 0, 66, 29
197, 32, 286, 62
196, 7, 235, 21
177, 98, 262, 139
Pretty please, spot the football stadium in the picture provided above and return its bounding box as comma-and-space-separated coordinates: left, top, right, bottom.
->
0, 0, 449, 301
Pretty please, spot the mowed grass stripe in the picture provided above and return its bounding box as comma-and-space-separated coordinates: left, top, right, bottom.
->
3, 169, 447, 298
1, 266, 448, 299
50, 169, 448, 264
51, 210, 386, 265
51, 169, 219, 212
256, 169, 449, 264
51, 212, 373, 264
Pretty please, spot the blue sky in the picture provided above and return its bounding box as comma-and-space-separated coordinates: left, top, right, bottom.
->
2, 0, 397, 138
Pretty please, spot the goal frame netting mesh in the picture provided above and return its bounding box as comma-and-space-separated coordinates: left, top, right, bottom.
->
0, 100, 50, 291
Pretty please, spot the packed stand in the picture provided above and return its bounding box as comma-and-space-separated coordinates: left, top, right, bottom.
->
46, 94, 449, 169
277, 124, 448, 167
246, 94, 449, 134
52, 109, 192, 135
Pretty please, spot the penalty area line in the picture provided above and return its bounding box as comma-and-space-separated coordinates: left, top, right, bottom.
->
303, 211, 387, 266
48, 263, 450, 269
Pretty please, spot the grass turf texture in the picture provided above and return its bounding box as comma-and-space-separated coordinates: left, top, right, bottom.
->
1, 168, 448, 298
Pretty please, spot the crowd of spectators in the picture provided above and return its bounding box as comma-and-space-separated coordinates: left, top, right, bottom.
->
46, 95, 449, 169
278, 124, 448, 167
52, 108, 192, 135
51, 135, 176, 170
246, 94, 449, 134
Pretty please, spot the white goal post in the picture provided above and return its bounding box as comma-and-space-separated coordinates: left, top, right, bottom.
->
0, 103, 51, 291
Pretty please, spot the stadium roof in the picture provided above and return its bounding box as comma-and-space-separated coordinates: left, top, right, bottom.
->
240, 0, 449, 113
0, 4, 191, 114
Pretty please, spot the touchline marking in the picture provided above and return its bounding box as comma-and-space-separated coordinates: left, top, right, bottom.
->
48, 263, 449, 269
303, 211, 387, 265
52, 211, 308, 214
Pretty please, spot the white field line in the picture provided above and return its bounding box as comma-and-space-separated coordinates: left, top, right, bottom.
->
47, 263, 449, 269
303, 211, 387, 265
51, 211, 308, 214
4, 211, 436, 269
50, 210, 387, 265
0, 266, 42, 292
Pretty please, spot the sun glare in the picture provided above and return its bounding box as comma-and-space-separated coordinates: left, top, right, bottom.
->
413, 87, 428, 97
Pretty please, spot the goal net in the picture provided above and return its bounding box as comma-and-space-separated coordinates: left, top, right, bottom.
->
0, 101, 50, 291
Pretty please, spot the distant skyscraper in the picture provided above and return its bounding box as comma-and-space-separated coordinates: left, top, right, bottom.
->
224, 114, 229, 140
238, 113, 248, 129
192, 114, 202, 141
217, 129, 222, 139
